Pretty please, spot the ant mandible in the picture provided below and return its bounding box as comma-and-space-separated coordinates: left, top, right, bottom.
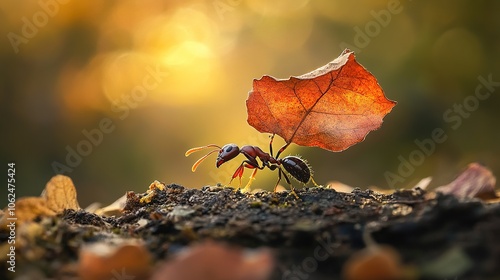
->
185, 134, 317, 196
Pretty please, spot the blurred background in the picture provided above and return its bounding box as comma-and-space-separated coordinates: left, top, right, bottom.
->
1, 0, 499, 207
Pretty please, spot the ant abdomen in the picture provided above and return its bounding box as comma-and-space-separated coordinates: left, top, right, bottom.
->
281, 156, 311, 184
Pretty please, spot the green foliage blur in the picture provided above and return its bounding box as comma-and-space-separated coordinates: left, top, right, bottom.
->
1, 0, 499, 207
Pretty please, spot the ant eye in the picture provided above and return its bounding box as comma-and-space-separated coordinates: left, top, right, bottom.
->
225, 146, 233, 152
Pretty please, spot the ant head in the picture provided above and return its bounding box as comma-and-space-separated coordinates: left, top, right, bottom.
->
216, 144, 240, 168
185, 143, 240, 172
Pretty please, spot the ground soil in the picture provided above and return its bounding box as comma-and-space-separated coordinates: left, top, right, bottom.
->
2, 183, 500, 279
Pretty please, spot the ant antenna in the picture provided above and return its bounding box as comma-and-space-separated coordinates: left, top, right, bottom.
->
185, 144, 221, 172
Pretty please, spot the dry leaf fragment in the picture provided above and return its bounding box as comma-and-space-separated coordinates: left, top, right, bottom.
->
148, 180, 166, 191
1, 197, 55, 226
42, 174, 80, 212
1, 175, 80, 227
436, 163, 497, 200
14, 197, 56, 222
413, 176, 432, 190
151, 242, 274, 280
140, 180, 166, 204
93, 194, 128, 217
326, 181, 354, 193
247, 49, 396, 152
79, 239, 151, 280
342, 245, 414, 280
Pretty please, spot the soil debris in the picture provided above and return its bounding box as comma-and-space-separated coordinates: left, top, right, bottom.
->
2, 181, 499, 279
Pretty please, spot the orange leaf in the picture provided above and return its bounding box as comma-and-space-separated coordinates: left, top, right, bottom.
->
151, 242, 274, 280
247, 49, 396, 152
11, 197, 56, 224
436, 162, 497, 200
342, 245, 413, 280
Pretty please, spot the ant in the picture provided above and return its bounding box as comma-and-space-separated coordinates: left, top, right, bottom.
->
185, 134, 317, 197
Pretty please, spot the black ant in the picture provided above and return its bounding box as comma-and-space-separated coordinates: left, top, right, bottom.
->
185, 134, 317, 196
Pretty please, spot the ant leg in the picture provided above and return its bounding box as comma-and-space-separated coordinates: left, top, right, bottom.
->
230, 160, 262, 192
242, 168, 258, 193
269, 134, 276, 157
271, 164, 293, 191
273, 168, 282, 192
310, 177, 320, 187
279, 168, 299, 199
229, 164, 245, 187
275, 142, 290, 159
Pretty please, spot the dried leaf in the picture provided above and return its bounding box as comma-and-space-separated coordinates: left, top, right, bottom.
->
1, 175, 80, 227
247, 49, 396, 152
413, 176, 432, 190
16, 197, 56, 221
93, 194, 127, 217
151, 242, 274, 280
436, 163, 497, 200
342, 245, 415, 280
42, 174, 80, 212
1, 197, 55, 226
368, 186, 396, 195
326, 181, 354, 193
79, 239, 151, 280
